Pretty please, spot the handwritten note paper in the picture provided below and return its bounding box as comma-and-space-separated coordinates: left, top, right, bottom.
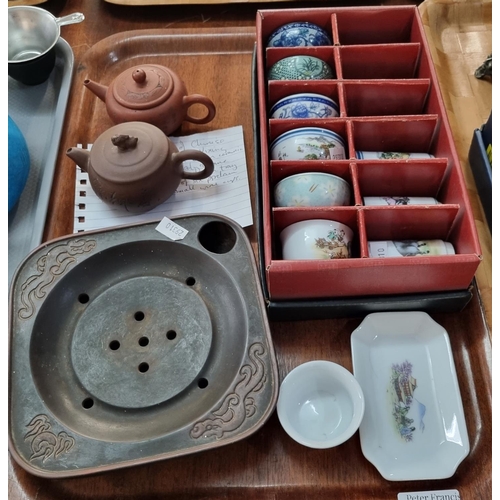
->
73, 126, 253, 232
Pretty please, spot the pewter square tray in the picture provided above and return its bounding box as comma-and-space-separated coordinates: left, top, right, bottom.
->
8, 214, 278, 478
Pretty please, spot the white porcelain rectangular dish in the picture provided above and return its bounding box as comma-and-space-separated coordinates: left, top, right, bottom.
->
350, 311, 469, 481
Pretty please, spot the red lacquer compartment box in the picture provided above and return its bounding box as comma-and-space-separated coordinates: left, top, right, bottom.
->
255, 6, 482, 312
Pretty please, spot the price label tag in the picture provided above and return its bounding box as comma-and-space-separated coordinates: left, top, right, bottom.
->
397, 489, 461, 500
368, 240, 388, 258
155, 217, 189, 241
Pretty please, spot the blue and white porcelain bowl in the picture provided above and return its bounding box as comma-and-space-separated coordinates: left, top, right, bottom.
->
270, 127, 346, 161
274, 172, 351, 207
267, 21, 332, 47
270, 93, 340, 120
268, 55, 333, 81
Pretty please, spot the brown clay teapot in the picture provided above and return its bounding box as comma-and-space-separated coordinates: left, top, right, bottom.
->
84, 64, 216, 135
66, 122, 214, 213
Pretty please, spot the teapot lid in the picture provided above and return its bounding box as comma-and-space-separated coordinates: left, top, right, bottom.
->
91, 122, 170, 183
112, 64, 174, 110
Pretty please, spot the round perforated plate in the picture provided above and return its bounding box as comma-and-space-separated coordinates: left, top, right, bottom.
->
72, 276, 212, 408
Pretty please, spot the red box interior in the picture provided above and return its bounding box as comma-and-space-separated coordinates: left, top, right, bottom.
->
256, 6, 482, 301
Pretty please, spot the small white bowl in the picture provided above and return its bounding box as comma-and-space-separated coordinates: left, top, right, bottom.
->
280, 219, 354, 260
274, 172, 351, 207
270, 127, 346, 161
270, 93, 340, 120
277, 360, 365, 449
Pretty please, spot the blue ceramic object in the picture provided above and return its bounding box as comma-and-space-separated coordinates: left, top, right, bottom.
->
270, 93, 339, 119
267, 22, 332, 47
8, 116, 30, 211
268, 55, 333, 81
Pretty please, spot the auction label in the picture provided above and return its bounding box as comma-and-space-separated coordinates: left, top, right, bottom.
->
156, 217, 189, 241
398, 490, 460, 500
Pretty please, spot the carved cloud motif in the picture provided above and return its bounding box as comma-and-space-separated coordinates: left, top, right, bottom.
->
190, 342, 267, 440
18, 239, 96, 320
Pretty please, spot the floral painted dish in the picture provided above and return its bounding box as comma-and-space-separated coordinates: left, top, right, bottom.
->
350, 312, 469, 481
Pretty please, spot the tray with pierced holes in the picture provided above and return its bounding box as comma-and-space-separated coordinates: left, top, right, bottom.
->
8, 214, 278, 477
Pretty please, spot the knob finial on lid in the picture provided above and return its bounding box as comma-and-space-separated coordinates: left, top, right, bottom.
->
132, 69, 147, 84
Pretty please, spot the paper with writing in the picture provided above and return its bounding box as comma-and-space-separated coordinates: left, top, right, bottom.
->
73, 126, 252, 232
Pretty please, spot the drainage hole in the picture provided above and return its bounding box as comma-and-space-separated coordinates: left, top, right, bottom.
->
82, 398, 94, 409
138, 362, 149, 373
166, 330, 177, 340
186, 277, 196, 286
198, 378, 209, 389
138, 336, 149, 347
78, 293, 90, 304
134, 311, 145, 321
109, 340, 120, 350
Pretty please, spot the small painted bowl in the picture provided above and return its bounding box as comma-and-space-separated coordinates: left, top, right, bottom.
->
280, 219, 354, 260
270, 93, 340, 120
277, 360, 365, 448
267, 21, 332, 47
270, 127, 346, 161
268, 55, 333, 81
274, 172, 351, 207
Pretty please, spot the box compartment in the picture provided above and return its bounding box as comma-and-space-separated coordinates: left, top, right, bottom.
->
338, 44, 421, 80
335, 8, 417, 45
343, 80, 430, 117
255, 6, 481, 318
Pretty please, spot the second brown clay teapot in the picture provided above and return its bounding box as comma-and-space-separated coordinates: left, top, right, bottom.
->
66, 121, 214, 213
84, 64, 216, 135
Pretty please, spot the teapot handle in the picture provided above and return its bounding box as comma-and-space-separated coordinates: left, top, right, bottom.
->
173, 150, 215, 181
182, 95, 216, 125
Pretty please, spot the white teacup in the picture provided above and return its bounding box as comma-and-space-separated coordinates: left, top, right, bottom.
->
280, 219, 354, 260
277, 360, 365, 449
271, 127, 346, 161
274, 172, 351, 207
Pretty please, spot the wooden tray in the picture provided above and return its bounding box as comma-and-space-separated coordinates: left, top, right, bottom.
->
103, 0, 317, 5
44, 26, 260, 247
8, 286, 491, 498
8, 0, 47, 5
8, 21, 491, 500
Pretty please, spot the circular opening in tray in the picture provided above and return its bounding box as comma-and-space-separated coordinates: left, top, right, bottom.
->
198, 221, 237, 254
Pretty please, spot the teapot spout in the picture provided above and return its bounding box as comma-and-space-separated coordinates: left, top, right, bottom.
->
66, 147, 90, 172
83, 78, 108, 102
